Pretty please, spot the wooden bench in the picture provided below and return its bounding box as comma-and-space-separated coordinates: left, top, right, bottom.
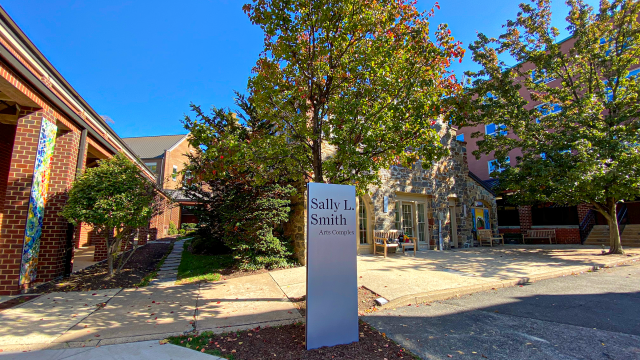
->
523, 229, 556, 244
373, 230, 417, 257
477, 229, 504, 247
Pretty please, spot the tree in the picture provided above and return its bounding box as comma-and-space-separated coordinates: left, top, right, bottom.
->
62, 153, 166, 274
239, 0, 464, 192
182, 102, 298, 269
452, 0, 640, 254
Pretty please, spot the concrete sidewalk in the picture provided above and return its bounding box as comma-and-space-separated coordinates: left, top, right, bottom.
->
1, 340, 224, 359
270, 245, 640, 308
1, 244, 638, 353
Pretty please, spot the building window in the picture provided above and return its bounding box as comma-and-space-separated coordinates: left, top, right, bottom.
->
488, 157, 510, 175
358, 197, 367, 245
536, 103, 562, 117
172, 165, 178, 181
604, 68, 640, 102
531, 69, 555, 84
456, 133, 464, 142
145, 162, 157, 174
485, 123, 507, 136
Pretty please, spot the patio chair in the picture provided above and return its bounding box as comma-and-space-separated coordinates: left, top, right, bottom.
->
477, 229, 504, 247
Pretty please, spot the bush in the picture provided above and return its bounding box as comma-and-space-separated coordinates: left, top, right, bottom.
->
179, 229, 186, 235
168, 222, 178, 235
181, 223, 197, 230
183, 177, 298, 270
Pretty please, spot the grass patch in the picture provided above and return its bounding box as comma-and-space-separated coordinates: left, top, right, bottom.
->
135, 242, 174, 287
176, 240, 235, 284
166, 331, 232, 359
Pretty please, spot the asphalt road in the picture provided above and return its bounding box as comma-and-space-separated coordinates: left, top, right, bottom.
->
364, 262, 640, 360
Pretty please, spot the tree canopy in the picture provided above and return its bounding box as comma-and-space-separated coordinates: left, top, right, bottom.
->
451, 0, 640, 254
62, 153, 165, 274
230, 0, 465, 192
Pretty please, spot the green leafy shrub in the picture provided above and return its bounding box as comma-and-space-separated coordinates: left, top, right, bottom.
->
168, 222, 178, 235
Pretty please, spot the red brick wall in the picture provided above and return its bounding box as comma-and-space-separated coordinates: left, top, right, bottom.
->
75, 223, 92, 248
0, 124, 17, 239
498, 227, 580, 244
93, 229, 110, 262
138, 226, 148, 246
0, 110, 45, 295
39, 129, 80, 282
518, 206, 532, 232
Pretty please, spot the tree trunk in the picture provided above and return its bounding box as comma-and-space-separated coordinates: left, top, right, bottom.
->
106, 232, 114, 275
312, 136, 324, 183
608, 205, 624, 255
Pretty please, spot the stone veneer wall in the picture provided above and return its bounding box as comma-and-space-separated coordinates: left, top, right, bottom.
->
284, 124, 498, 259
368, 126, 497, 249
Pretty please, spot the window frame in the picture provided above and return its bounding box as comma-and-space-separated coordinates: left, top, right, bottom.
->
488, 157, 510, 175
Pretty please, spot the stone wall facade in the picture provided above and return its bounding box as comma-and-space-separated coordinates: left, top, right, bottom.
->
285, 125, 498, 262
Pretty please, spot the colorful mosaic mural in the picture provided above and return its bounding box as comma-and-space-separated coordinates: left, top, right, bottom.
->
19, 119, 57, 285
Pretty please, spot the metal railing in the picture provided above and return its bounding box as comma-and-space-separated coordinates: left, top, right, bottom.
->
617, 203, 628, 236
579, 209, 596, 244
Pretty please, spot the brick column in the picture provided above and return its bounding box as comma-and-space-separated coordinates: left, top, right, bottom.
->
74, 223, 91, 248
577, 203, 593, 224
0, 109, 45, 295
138, 226, 149, 246
39, 129, 80, 282
93, 229, 110, 262
518, 205, 532, 232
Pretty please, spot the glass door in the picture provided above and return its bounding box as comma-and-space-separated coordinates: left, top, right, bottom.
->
358, 197, 368, 244
401, 204, 414, 237
417, 203, 426, 243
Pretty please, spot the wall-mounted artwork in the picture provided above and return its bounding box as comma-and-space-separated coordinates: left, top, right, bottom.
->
19, 119, 57, 286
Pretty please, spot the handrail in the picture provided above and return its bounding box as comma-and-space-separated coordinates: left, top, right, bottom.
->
579, 209, 596, 244
617, 204, 628, 236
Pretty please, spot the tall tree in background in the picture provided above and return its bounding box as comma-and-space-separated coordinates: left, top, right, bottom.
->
242, 0, 465, 192
452, 0, 640, 254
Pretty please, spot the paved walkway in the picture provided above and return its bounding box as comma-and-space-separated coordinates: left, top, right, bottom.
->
1, 339, 224, 359
149, 238, 186, 287
270, 245, 640, 308
1, 244, 638, 353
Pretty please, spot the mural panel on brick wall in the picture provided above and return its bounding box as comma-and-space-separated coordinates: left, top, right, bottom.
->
19, 120, 57, 285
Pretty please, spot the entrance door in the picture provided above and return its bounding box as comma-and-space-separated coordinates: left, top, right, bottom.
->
401, 203, 414, 237
449, 205, 458, 248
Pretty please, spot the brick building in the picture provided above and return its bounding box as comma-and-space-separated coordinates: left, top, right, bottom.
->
455, 35, 640, 245
0, 7, 174, 295
122, 134, 196, 229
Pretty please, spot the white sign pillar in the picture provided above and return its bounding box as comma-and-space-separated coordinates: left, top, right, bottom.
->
306, 183, 358, 350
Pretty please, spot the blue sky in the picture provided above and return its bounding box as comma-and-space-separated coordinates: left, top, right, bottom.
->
3, 0, 598, 138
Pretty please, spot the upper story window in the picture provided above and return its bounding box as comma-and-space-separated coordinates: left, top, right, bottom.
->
485, 123, 507, 136
145, 162, 157, 174
488, 157, 510, 175
604, 68, 640, 102
600, 36, 632, 57
535, 103, 562, 117
456, 133, 464, 142
172, 165, 178, 181
531, 69, 555, 84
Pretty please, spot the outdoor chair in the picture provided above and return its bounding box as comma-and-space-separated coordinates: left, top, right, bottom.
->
477, 229, 504, 247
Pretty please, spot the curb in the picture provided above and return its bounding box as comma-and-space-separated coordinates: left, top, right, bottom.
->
377, 255, 640, 310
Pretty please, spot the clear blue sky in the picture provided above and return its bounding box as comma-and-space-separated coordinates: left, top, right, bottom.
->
3, 0, 598, 138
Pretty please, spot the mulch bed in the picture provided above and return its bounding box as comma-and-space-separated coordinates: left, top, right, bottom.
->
30, 242, 172, 293
169, 321, 418, 359
290, 286, 381, 317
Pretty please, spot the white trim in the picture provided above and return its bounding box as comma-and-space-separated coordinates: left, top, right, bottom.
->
167, 133, 190, 152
